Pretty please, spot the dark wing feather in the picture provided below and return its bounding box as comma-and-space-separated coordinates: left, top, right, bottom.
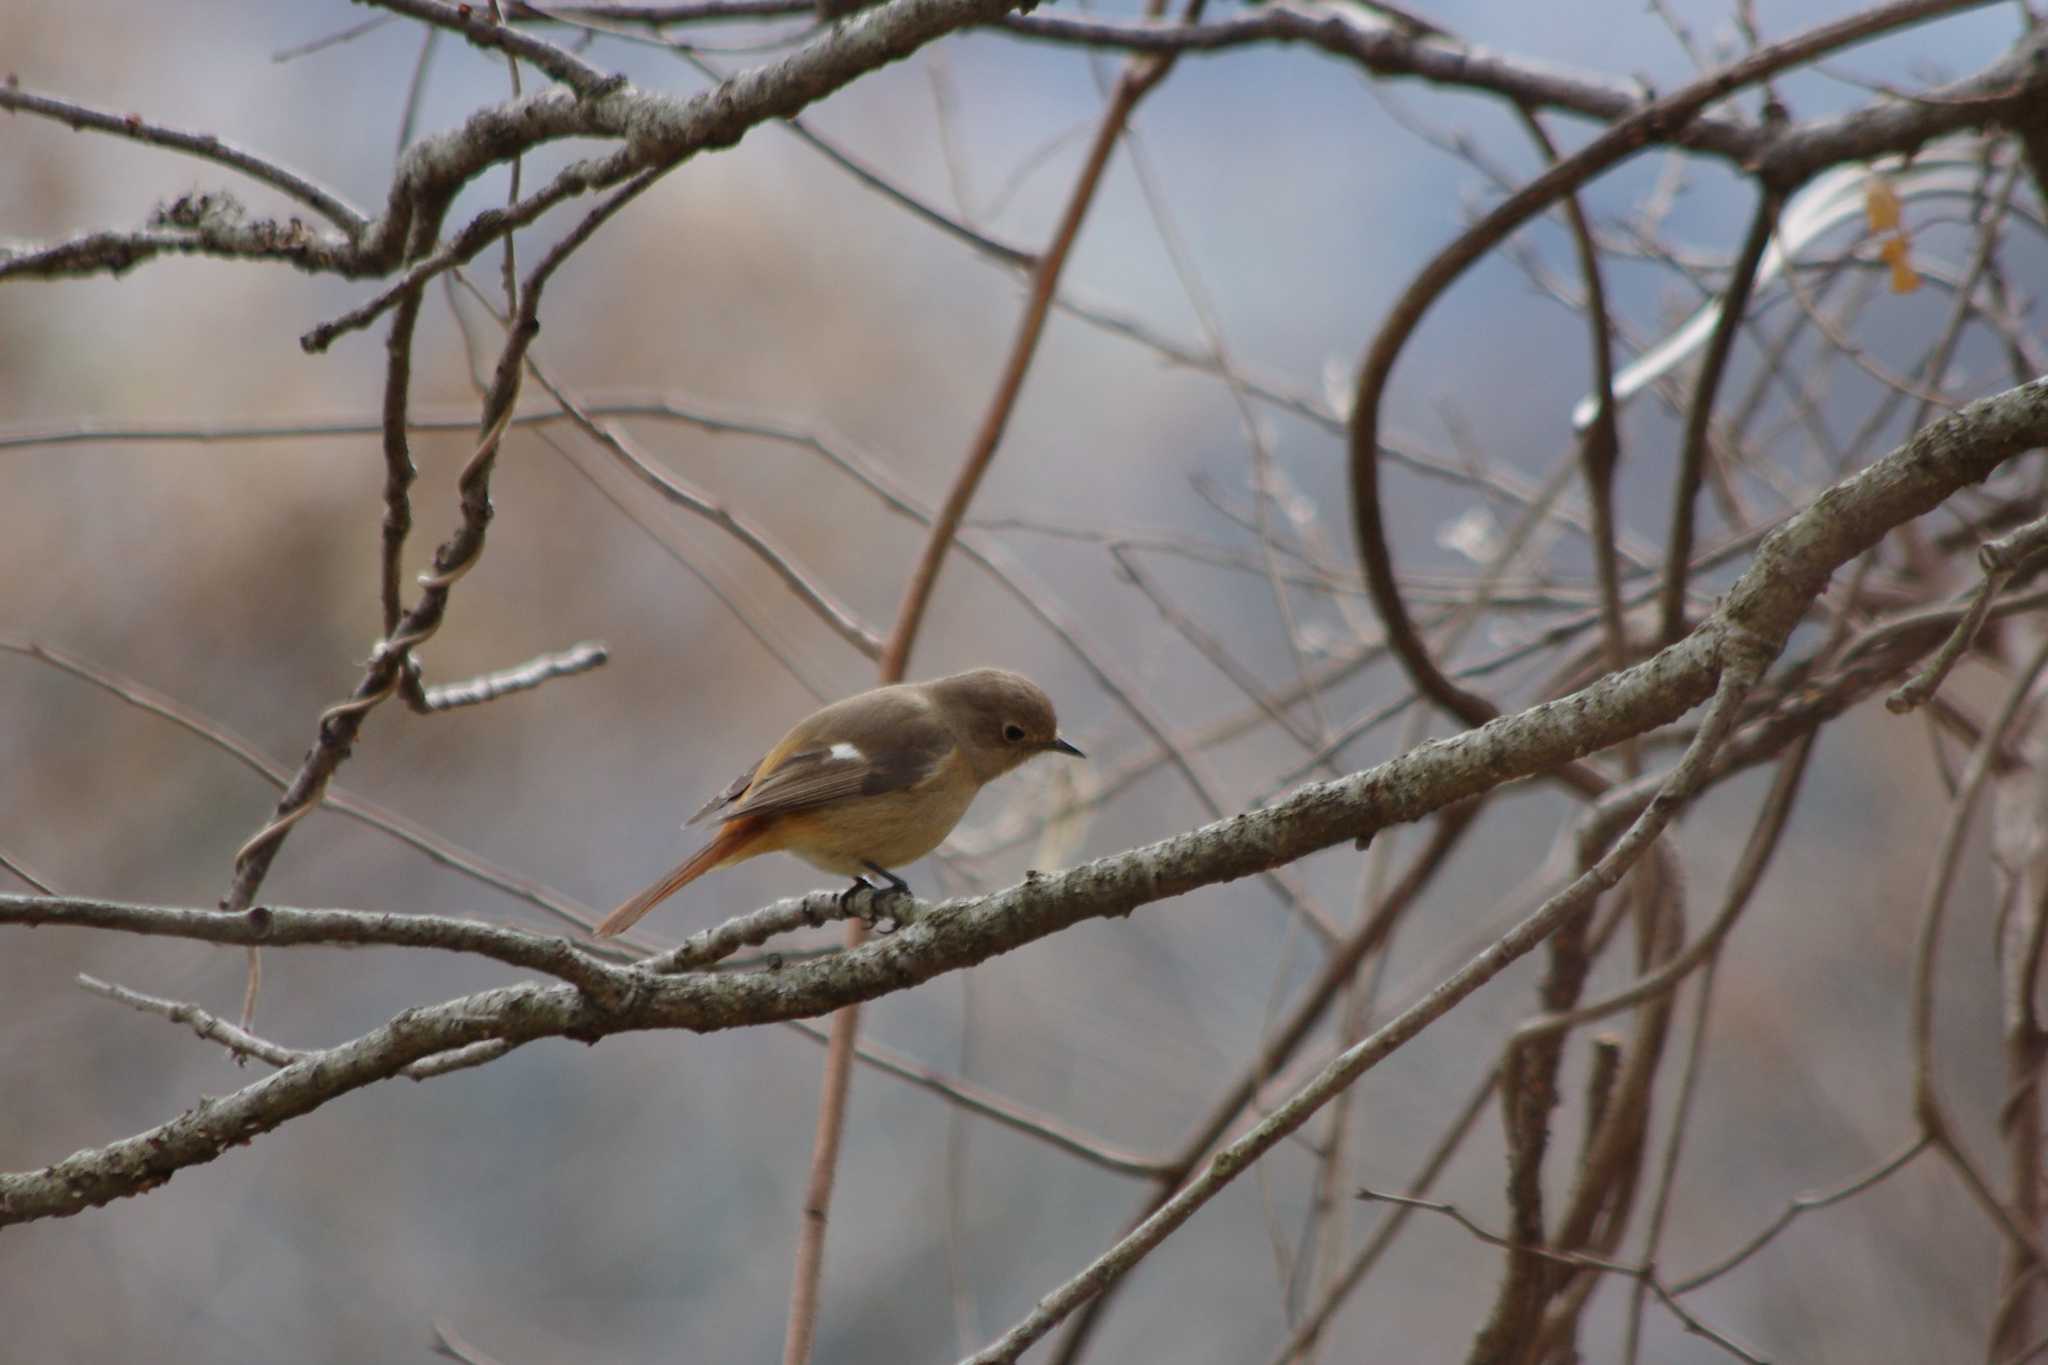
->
687, 762, 760, 827
722, 711, 953, 822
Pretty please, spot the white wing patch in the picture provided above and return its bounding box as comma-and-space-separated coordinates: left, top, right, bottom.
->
828, 742, 864, 762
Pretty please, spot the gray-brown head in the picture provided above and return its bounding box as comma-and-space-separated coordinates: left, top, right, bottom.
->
926, 668, 1083, 782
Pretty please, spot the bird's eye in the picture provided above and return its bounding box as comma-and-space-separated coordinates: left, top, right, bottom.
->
1003, 723, 1026, 743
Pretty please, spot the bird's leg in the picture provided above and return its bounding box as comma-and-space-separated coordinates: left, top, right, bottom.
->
861, 861, 911, 898
834, 864, 911, 926
849, 861, 912, 932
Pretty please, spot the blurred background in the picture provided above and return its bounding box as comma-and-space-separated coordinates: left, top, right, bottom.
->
1, 0, 2037, 1360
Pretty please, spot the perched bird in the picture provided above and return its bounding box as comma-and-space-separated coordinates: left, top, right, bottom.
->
596, 668, 1082, 937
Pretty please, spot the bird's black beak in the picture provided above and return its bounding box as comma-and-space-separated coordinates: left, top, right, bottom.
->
1051, 736, 1084, 758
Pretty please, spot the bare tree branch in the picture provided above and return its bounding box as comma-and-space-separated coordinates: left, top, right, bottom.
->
6, 896, 635, 1003
363, 0, 624, 94
3, 364, 2032, 1252
0, 85, 366, 231
969, 608, 1773, 1364
11, 2, 2048, 1354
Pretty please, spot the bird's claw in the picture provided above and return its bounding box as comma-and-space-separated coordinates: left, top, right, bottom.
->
838, 865, 912, 931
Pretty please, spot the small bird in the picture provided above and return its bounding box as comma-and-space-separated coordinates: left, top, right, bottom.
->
596, 668, 1083, 937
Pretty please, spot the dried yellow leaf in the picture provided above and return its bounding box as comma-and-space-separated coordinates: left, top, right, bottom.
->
1866, 174, 1902, 232
1880, 235, 1921, 294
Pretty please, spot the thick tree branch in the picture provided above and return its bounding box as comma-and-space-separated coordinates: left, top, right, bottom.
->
1003, 2, 2048, 185
7, 367, 2045, 1225
11, 0, 2039, 308
971, 619, 1772, 1365
4, 0, 1038, 293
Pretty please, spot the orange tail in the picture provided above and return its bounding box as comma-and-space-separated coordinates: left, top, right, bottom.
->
595, 817, 767, 938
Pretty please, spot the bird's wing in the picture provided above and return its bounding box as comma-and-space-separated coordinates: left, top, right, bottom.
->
686, 763, 759, 827
718, 705, 955, 822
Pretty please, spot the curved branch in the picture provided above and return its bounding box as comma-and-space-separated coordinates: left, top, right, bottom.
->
1659, 188, 1782, 645
1345, 0, 1999, 726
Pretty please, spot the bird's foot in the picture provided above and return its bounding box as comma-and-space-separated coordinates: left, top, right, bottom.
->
835, 863, 912, 932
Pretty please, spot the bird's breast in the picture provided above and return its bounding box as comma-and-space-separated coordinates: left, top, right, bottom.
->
770, 763, 982, 875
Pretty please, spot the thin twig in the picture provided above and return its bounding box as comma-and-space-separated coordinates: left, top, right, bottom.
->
0, 85, 367, 232
1659, 190, 1783, 644
1046, 801, 1485, 1365
965, 641, 1769, 1363
415, 641, 611, 711
223, 168, 662, 918
12, 896, 636, 1005
273, 16, 397, 62
1266, 1070, 1498, 1365
1672, 1134, 1934, 1291
1909, 633, 2048, 1269
640, 891, 878, 971
0, 847, 55, 894
781, 1021, 1172, 1179
1345, 0, 1987, 725
1355, 1192, 1767, 1364
875, 56, 1174, 682
786, 22, 1187, 1363
1890, 511, 2048, 712
363, 0, 624, 96
0, 636, 611, 938
513, 354, 884, 659
432, 1319, 511, 1365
